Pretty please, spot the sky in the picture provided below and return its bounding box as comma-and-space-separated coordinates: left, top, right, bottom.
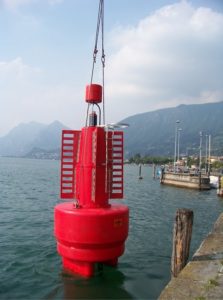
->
0, 0, 223, 136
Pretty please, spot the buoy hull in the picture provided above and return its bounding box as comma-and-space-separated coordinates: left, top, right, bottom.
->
54, 202, 129, 277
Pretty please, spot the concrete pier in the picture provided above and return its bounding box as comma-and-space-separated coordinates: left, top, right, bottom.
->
159, 213, 223, 300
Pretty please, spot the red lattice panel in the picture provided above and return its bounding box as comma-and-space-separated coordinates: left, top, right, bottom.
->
107, 131, 124, 199
60, 130, 80, 199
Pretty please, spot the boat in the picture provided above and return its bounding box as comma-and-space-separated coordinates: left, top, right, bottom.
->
160, 169, 210, 190
209, 175, 219, 189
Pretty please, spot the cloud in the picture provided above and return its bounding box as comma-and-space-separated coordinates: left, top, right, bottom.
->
0, 57, 85, 136
48, 0, 63, 5
2, 0, 35, 9
1, 1, 223, 136
0, 57, 40, 80
2, 0, 63, 10
105, 1, 223, 123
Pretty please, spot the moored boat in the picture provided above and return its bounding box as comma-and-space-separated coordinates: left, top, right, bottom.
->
160, 170, 210, 190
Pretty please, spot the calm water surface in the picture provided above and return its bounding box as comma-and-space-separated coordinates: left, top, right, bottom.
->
0, 157, 222, 299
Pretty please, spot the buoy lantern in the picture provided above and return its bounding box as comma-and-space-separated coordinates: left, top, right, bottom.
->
54, 83, 129, 277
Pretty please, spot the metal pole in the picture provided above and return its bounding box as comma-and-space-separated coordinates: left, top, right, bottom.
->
208, 135, 211, 174
205, 134, 208, 174
177, 128, 182, 162
174, 120, 180, 172
199, 131, 202, 172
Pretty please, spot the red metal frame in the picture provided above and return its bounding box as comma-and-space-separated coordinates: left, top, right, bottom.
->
107, 131, 124, 199
60, 130, 80, 199
60, 129, 124, 200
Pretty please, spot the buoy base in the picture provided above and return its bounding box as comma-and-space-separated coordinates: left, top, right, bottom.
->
54, 203, 129, 278
62, 257, 118, 277
63, 258, 94, 277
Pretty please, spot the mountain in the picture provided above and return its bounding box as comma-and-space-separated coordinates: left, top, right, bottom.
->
0, 101, 222, 159
29, 120, 67, 151
121, 101, 223, 157
0, 121, 68, 157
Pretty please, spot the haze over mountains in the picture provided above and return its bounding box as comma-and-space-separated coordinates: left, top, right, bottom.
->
0, 101, 222, 158
0, 120, 68, 158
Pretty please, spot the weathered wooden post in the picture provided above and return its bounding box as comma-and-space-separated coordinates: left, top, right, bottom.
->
171, 208, 193, 278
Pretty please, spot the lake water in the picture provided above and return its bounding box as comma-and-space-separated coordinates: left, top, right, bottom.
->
0, 157, 222, 299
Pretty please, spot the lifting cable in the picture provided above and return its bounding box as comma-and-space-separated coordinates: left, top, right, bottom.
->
86, 0, 105, 126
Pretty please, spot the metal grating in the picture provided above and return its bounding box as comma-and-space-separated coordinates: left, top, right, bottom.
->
60, 130, 80, 199
107, 131, 124, 199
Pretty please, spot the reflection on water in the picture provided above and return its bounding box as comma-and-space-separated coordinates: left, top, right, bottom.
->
58, 266, 133, 300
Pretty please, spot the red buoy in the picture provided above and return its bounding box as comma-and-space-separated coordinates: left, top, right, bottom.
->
55, 1, 128, 277
54, 84, 129, 277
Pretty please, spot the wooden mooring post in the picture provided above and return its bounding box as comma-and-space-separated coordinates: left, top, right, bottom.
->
171, 208, 193, 278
